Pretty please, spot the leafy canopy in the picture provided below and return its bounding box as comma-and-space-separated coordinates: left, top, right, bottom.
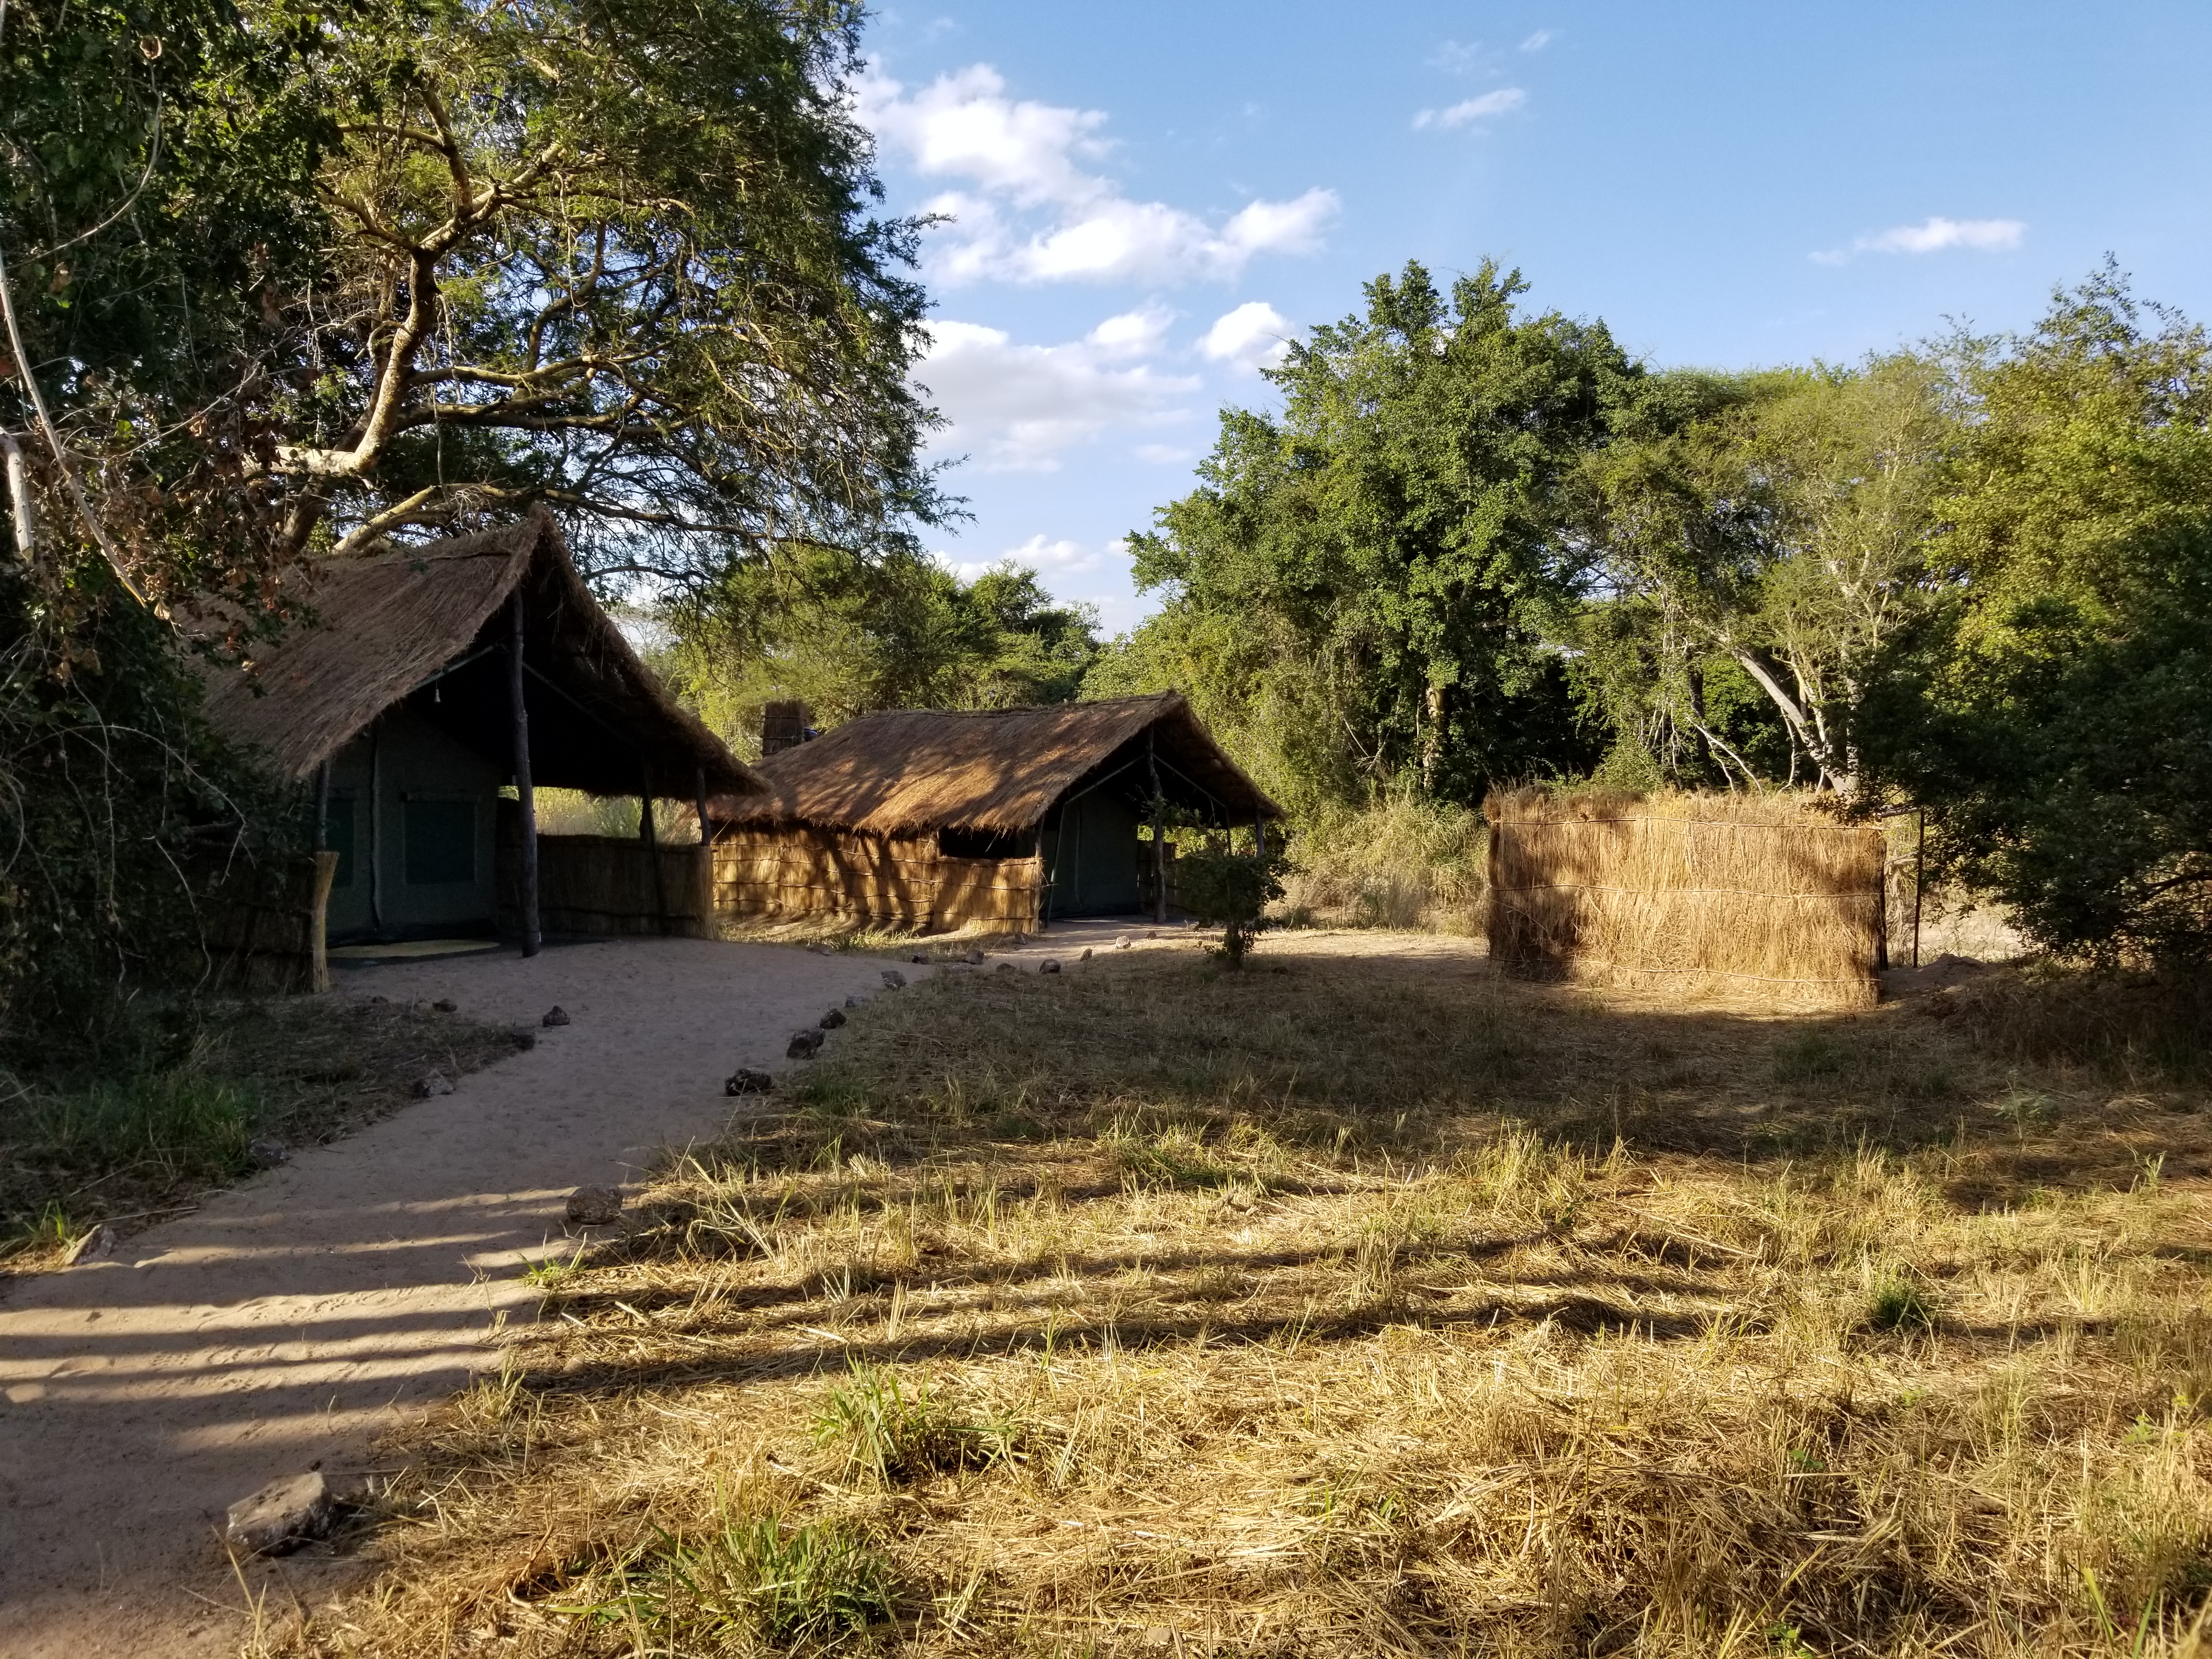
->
1113, 261, 1633, 814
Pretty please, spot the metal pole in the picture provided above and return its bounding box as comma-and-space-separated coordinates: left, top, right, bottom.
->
1148, 730, 1166, 925
510, 593, 540, 957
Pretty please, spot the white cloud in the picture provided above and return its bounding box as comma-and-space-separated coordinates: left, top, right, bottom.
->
860, 64, 1339, 284
1199, 300, 1297, 371
917, 317, 1198, 472
1861, 216, 2026, 255
1429, 38, 1483, 73
1520, 29, 1555, 50
936, 534, 1120, 584
1814, 216, 2027, 264
1413, 88, 1528, 130
1134, 443, 1199, 465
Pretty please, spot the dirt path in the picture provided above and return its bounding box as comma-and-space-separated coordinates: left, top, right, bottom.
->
0, 935, 1016, 1658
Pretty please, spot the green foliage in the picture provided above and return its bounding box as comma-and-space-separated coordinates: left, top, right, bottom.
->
1866, 1268, 1937, 1334
1579, 357, 1955, 792
1, 0, 337, 597
588, 1512, 895, 1647
0, 562, 303, 1049
667, 547, 1098, 746
1116, 261, 1627, 815
1867, 268, 2212, 964
810, 1362, 1013, 1481
272, 0, 943, 574
1177, 839, 1288, 966
1277, 791, 1487, 932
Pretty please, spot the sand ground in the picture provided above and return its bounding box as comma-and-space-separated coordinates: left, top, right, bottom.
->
0, 931, 1111, 1658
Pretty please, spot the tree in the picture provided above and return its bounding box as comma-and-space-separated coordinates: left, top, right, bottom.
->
1116, 261, 1629, 815
664, 550, 1099, 748
1867, 268, 2212, 962
2, 0, 335, 601
1581, 357, 1955, 793
5, 0, 945, 600
263, 0, 945, 580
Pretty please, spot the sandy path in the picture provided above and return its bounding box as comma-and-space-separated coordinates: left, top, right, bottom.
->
0, 935, 963, 1658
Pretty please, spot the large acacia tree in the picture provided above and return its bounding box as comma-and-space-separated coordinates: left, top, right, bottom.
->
272, 0, 945, 580
3, 0, 944, 602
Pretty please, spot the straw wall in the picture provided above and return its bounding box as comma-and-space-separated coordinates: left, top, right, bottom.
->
496, 834, 710, 940
1486, 788, 1884, 1009
711, 826, 1043, 934
199, 851, 338, 995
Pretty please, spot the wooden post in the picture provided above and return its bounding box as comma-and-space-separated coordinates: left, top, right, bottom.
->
368, 716, 385, 936
1912, 809, 1925, 969
1148, 729, 1166, 925
315, 760, 331, 853
510, 593, 540, 957
694, 764, 714, 937
640, 762, 668, 935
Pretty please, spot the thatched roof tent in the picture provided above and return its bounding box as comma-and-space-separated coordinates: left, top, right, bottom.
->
199, 511, 759, 798
716, 693, 1279, 835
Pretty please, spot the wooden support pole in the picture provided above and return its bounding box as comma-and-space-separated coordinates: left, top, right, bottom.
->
694, 764, 714, 939
368, 716, 385, 936
315, 760, 331, 853
510, 593, 541, 957
640, 763, 668, 935
1148, 729, 1166, 926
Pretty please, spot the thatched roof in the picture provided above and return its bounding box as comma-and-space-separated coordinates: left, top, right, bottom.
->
198, 511, 761, 797
715, 693, 1279, 836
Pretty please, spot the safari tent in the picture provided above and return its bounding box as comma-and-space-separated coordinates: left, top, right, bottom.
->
706, 693, 1281, 933
200, 510, 761, 949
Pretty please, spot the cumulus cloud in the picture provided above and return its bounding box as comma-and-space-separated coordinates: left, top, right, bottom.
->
1814, 216, 2027, 264
859, 65, 1338, 284
917, 315, 1198, 472
1413, 88, 1527, 129
1199, 301, 1297, 371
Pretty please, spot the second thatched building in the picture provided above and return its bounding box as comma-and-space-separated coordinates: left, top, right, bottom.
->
708, 693, 1279, 932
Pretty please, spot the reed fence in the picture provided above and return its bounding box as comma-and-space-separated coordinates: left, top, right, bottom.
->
1486, 788, 1884, 1009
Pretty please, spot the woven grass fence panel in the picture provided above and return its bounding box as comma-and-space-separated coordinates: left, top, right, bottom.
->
1486, 789, 1883, 1009
500, 834, 710, 939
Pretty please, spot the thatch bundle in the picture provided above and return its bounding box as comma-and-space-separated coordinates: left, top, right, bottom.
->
1486, 787, 1884, 1008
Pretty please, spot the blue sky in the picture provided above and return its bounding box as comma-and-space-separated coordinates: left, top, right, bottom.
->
855, 1, 2212, 633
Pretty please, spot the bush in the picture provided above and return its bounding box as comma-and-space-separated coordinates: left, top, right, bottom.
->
0, 561, 302, 1056
1175, 839, 1288, 966
1277, 792, 1487, 933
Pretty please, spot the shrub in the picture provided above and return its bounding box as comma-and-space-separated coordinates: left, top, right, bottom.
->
1176, 840, 1288, 966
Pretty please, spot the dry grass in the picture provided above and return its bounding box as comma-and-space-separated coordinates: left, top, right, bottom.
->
1278, 794, 1488, 935
1489, 787, 1886, 1012
280, 944, 2212, 1658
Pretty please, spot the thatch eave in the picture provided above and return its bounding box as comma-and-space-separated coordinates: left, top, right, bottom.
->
709, 693, 1280, 839
195, 510, 762, 798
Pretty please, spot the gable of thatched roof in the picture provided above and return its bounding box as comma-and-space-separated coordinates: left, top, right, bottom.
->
718, 693, 1279, 837
198, 511, 761, 797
